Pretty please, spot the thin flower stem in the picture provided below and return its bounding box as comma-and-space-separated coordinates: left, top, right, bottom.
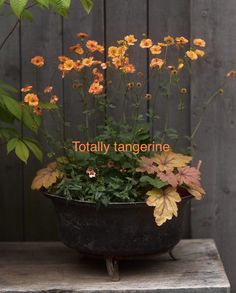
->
190, 79, 227, 140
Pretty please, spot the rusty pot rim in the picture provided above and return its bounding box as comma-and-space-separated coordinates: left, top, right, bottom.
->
43, 191, 193, 208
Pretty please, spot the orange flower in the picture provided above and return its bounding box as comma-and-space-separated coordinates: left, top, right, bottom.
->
77, 32, 88, 38
69, 44, 84, 55
124, 34, 137, 45
112, 57, 122, 69
24, 93, 39, 107
82, 57, 94, 67
101, 62, 108, 69
50, 95, 59, 104
123, 63, 135, 74
195, 49, 205, 57
150, 58, 165, 69
193, 38, 206, 47
63, 59, 75, 71
58, 56, 70, 62
186, 50, 198, 60
140, 38, 153, 48
92, 68, 104, 82
44, 86, 53, 94
31, 56, 44, 67
108, 46, 119, 58
178, 63, 184, 70
158, 42, 167, 47
164, 35, 174, 45
150, 45, 162, 55
21, 85, 33, 93
175, 36, 189, 46
86, 40, 98, 52
89, 81, 103, 95
74, 60, 84, 72
96, 44, 104, 53
33, 106, 42, 116
227, 70, 236, 78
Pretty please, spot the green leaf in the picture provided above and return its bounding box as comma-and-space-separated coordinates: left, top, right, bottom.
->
0, 128, 18, 140
0, 80, 18, 94
0, 106, 15, 123
23, 139, 43, 161
49, 0, 71, 16
2, 95, 22, 120
33, 0, 49, 8
15, 139, 29, 163
80, 0, 93, 13
22, 106, 40, 133
21, 9, 33, 21
7, 137, 19, 154
10, 0, 28, 18
39, 102, 58, 110
140, 176, 168, 188
0, 0, 5, 9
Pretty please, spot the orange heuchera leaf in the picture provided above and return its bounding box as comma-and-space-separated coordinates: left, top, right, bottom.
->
177, 166, 200, 186
186, 184, 205, 200
31, 162, 63, 190
153, 151, 192, 172
157, 171, 179, 188
136, 156, 158, 174
146, 187, 181, 226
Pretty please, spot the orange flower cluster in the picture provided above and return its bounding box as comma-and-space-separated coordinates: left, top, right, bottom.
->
22, 56, 60, 115
107, 36, 136, 74
34, 33, 207, 97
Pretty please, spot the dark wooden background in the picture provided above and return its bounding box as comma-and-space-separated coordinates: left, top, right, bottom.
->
0, 0, 236, 291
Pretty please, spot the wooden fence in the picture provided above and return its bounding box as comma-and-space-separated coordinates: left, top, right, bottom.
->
0, 0, 236, 291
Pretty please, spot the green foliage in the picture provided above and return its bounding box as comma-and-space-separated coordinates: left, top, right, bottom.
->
49, 0, 71, 16
7, 137, 43, 163
80, 0, 93, 13
9, 0, 28, 18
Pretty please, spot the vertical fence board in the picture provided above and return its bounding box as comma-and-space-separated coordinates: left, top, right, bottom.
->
63, 0, 104, 141
21, 9, 63, 240
0, 7, 23, 240
149, 0, 191, 238
106, 0, 148, 122
191, 0, 236, 291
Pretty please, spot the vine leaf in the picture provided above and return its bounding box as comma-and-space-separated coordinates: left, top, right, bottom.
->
31, 162, 63, 190
177, 166, 200, 186
146, 187, 181, 226
185, 184, 205, 200
153, 151, 192, 172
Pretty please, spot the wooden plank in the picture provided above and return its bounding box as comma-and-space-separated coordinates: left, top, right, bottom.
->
0, 240, 230, 292
0, 6, 23, 240
106, 0, 148, 123
20, 8, 63, 240
63, 0, 104, 141
190, 0, 236, 291
149, 0, 191, 238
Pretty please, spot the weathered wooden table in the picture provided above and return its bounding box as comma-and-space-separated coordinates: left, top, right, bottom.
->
0, 239, 230, 293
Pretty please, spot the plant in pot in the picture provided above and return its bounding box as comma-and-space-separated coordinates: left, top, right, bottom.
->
24, 33, 233, 280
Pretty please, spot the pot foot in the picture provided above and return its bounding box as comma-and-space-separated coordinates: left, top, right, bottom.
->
106, 257, 120, 281
168, 249, 178, 261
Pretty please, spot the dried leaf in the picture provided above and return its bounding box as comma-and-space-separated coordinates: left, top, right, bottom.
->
31, 162, 63, 190
157, 171, 179, 187
186, 183, 205, 200
136, 156, 158, 174
153, 151, 192, 172
177, 166, 200, 186
146, 187, 181, 226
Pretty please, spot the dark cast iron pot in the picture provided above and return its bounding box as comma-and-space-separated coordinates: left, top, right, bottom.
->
44, 192, 191, 280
